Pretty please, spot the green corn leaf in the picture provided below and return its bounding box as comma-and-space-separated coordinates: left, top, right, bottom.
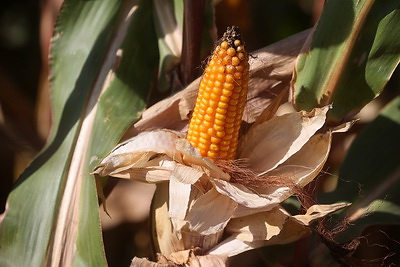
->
292, 0, 400, 120
0, 0, 158, 266
320, 96, 400, 242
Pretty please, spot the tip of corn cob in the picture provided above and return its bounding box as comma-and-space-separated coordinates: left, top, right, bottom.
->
187, 26, 249, 161
221, 25, 242, 48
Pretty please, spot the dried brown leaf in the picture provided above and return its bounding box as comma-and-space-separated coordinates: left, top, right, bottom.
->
239, 106, 329, 173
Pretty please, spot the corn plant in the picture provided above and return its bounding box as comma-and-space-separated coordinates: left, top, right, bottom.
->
0, 0, 399, 266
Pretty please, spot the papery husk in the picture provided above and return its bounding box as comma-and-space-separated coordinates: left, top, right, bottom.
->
212, 126, 332, 218
208, 203, 348, 257
152, 183, 185, 257
93, 130, 228, 183
130, 249, 228, 267
225, 206, 288, 242
292, 203, 351, 226
239, 106, 329, 173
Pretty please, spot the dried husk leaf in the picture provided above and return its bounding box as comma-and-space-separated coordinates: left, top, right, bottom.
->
239, 106, 329, 173
168, 177, 191, 234
207, 212, 310, 257
252, 132, 333, 204
131, 249, 228, 267
175, 139, 230, 181
152, 183, 185, 257
292, 203, 351, 226
188, 254, 228, 267
207, 236, 264, 257
225, 206, 288, 242
212, 179, 276, 210
212, 131, 332, 218
93, 130, 183, 177
185, 188, 237, 236
263, 132, 332, 187
207, 203, 349, 257
131, 257, 174, 267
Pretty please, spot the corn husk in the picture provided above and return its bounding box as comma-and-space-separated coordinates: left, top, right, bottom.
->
94, 105, 352, 266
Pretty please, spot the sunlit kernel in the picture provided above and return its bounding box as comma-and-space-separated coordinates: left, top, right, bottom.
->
215, 119, 224, 125
210, 93, 219, 100
235, 65, 244, 72
204, 114, 212, 121
222, 89, 233, 97
223, 83, 234, 90
227, 47, 236, 56
216, 107, 227, 114
209, 100, 218, 108
218, 102, 228, 109
198, 142, 208, 151
214, 125, 224, 131
207, 128, 215, 136
199, 124, 207, 133
215, 113, 226, 120
220, 95, 230, 103
213, 87, 222, 95
209, 144, 219, 151
225, 74, 234, 83
223, 55, 232, 65
206, 107, 214, 115
211, 136, 221, 144
234, 72, 242, 80
226, 65, 235, 73
199, 136, 210, 145
199, 132, 208, 139
232, 57, 240, 66
221, 41, 228, 49
216, 131, 225, 138
220, 140, 230, 146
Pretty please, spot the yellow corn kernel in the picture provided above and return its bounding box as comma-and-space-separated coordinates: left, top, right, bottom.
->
186, 26, 249, 160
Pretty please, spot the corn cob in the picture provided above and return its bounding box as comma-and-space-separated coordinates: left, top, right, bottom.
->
187, 26, 249, 160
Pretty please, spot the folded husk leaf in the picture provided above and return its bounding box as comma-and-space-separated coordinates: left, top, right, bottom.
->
130, 250, 228, 267
239, 106, 329, 173
208, 203, 348, 257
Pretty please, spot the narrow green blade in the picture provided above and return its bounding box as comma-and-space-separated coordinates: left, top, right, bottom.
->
292, 0, 400, 120
0, 0, 158, 266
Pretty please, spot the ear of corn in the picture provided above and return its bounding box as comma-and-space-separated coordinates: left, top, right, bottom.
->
187, 26, 249, 160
